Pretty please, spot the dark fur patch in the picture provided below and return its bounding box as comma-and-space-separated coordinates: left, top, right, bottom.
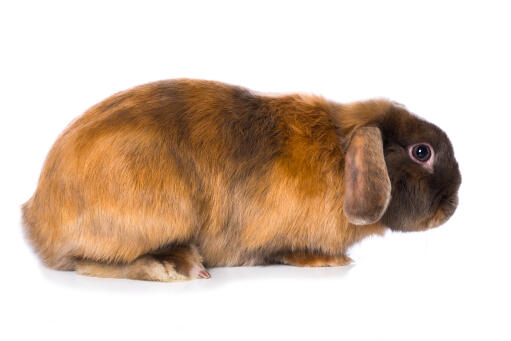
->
376, 106, 461, 230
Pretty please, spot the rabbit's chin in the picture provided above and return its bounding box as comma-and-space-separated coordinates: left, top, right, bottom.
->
384, 194, 459, 232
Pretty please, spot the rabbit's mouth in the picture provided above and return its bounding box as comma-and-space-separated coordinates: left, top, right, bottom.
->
382, 192, 459, 232
422, 193, 459, 230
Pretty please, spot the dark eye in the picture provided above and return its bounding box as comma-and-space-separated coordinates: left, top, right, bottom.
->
412, 144, 431, 162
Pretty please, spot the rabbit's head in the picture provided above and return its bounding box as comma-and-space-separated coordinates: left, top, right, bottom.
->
342, 102, 461, 232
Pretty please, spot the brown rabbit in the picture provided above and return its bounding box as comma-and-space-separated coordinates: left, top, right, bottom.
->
22, 79, 461, 281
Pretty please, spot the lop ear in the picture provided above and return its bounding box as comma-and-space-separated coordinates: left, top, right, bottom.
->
343, 126, 391, 225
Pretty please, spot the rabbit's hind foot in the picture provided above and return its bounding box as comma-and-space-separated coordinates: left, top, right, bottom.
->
76, 244, 210, 282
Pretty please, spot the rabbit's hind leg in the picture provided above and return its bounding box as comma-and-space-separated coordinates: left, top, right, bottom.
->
76, 244, 210, 282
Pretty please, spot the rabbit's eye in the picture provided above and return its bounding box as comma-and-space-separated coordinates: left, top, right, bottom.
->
411, 144, 431, 162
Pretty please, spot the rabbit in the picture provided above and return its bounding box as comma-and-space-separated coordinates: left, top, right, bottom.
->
22, 79, 461, 281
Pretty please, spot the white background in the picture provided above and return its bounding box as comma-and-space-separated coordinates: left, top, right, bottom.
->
1, 1, 510, 340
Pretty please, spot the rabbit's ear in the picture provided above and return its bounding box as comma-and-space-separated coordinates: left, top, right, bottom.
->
343, 127, 391, 225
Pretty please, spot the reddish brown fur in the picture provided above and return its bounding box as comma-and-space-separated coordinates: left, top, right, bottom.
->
22, 79, 450, 281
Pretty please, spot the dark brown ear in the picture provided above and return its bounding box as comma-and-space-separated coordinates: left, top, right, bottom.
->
343, 126, 391, 225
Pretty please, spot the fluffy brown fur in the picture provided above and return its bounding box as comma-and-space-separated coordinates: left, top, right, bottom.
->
22, 79, 461, 281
